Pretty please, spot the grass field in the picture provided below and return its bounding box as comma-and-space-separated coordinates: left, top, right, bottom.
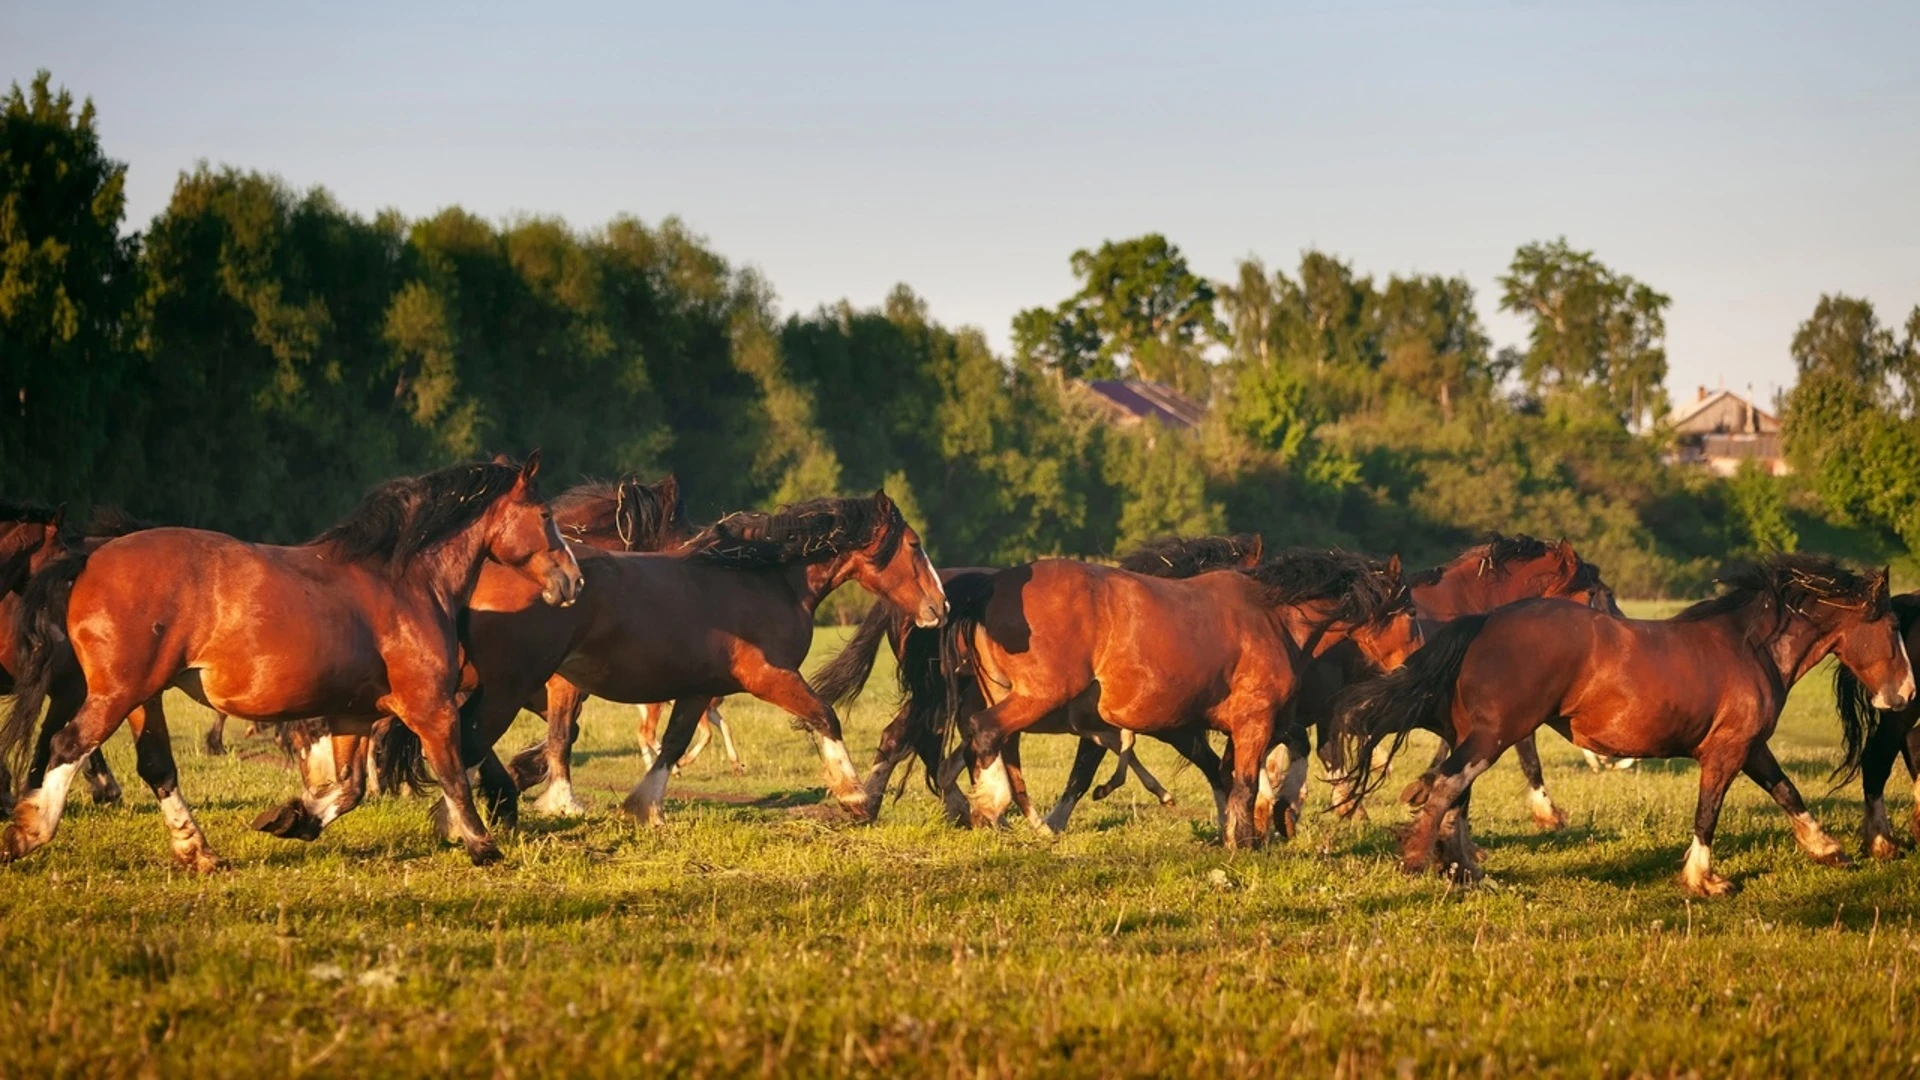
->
7, 604, 1920, 1077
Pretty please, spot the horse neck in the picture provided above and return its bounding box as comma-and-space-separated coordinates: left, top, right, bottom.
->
1762, 608, 1849, 689
1414, 561, 1547, 620
1274, 600, 1350, 660
415, 522, 497, 613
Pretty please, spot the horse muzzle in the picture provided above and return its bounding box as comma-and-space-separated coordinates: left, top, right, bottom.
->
914, 598, 948, 629
1874, 677, 1917, 713
542, 565, 584, 608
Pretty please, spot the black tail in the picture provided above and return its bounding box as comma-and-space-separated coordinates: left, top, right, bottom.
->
2, 552, 90, 795
1334, 613, 1490, 809
370, 718, 430, 794
812, 601, 902, 711
1831, 595, 1920, 782
923, 573, 998, 782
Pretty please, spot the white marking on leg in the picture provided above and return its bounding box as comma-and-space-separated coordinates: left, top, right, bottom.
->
1789, 810, 1844, 862
532, 775, 586, 817
626, 765, 671, 825
818, 736, 863, 807
20, 761, 83, 845
713, 706, 741, 768
157, 790, 218, 870
1527, 785, 1566, 829
1680, 836, 1715, 893
970, 756, 1013, 827
299, 735, 338, 790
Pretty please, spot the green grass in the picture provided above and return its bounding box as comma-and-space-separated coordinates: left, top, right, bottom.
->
6, 610, 1920, 1076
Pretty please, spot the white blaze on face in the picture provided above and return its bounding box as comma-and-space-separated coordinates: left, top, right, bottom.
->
911, 547, 947, 628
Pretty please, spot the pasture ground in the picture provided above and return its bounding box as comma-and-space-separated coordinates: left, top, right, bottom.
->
5, 607, 1920, 1077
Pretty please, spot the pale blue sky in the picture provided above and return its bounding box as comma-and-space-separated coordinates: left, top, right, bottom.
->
7, 1, 1917, 408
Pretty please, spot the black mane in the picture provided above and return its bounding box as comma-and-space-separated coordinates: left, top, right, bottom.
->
0, 501, 59, 526
682, 493, 905, 570
1675, 553, 1887, 643
309, 460, 526, 572
1409, 532, 1607, 594
83, 506, 155, 539
1244, 548, 1412, 627
1118, 534, 1263, 579
552, 474, 690, 552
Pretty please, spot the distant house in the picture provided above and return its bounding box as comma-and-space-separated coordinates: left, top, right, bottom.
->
1077, 378, 1206, 431
1667, 387, 1790, 477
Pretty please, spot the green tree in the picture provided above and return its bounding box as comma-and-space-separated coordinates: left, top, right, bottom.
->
0, 71, 140, 504
1498, 238, 1670, 430
1014, 235, 1224, 397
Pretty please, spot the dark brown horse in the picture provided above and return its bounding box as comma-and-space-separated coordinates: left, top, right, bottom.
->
0, 456, 582, 869
811, 534, 1268, 827
1278, 535, 1620, 837
941, 548, 1420, 849
276, 473, 709, 822
1342, 554, 1914, 895
1836, 590, 1920, 859
467, 491, 947, 822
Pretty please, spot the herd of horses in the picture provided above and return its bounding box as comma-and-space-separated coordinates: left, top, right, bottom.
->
2, 455, 1919, 897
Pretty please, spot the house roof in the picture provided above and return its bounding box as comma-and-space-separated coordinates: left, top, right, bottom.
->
1667, 388, 1779, 435
1082, 379, 1206, 430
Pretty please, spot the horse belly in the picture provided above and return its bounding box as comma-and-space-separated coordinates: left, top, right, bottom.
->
190, 657, 387, 722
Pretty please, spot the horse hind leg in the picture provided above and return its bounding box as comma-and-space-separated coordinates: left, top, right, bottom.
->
623, 697, 713, 826
530, 680, 589, 818
711, 704, 743, 774
1043, 737, 1111, 834
1514, 733, 1568, 831
1402, 731, 1499, 881
254, 727, 371, 842
1743, 743, 1848, 869
4, 690, 145, 864
1003, 735, 1043, 830
203, 711, 229, 755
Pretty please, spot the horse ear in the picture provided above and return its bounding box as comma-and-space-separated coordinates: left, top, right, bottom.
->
521, 449, 542, 483
1384, 553, 1403, 581
49, 504, 65, 531
1555, 538, 1577, 567
873, 488, 896, 516
492, 453, 513, 466
1881, 566, 1894, 600
1246, 534, 1264, 566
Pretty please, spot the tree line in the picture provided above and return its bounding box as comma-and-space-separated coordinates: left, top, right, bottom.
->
4, 72, 1912, 602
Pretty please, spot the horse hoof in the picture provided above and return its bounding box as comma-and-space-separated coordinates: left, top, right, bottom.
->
1158, 794, 1178, 808
204, 734, 226, 756
619, 792, 665, 826
173, 845, 224, 873
1812, 849, 1853, 869
531, 792, 588, 818
731, 763, 747, 776
467, 842, 505, 867
1869, 834, 1903, 861
90, 781, 124, 807
251, 803, 322, 842
1532, 808, 1569, 832
1679, 871, 1737, 898
1442, 860, 1484, 885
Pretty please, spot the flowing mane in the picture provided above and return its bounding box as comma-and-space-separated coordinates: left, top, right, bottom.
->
0, 501, 59, 526
1409, 532, 1607, 595
309, 460, 526, 572
551, 474, 690, 552
1118, 534, 1263, 579
1244, 548, 1411, 627
1676, 553, 1888, 644
681, 493, 905, 570
82, 506, 155, 539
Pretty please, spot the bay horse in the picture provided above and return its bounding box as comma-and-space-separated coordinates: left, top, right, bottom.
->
942, 548, 1421, 849
1835, 590, 1920, 859
810, 534, 1267, 826
1341, 554, 1915, 896
467, 490, 946, 823
1277, 535, 1619, 837
0, 455, 583, 869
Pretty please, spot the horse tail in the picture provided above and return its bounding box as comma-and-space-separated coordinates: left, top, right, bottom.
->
1, 552, 90, 794
1831, 661, 1877, 783
1334, 613, 1490, 808
372, 718, 430, 794
927, 573, 999, 780
812, 601, 901, 710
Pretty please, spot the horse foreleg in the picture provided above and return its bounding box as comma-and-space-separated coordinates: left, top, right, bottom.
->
681, 714, 715, 769
1679, 746, 1744, 897
1743, 742, 1848, 868
1090, 735, 1125, 801
1513, 734, 1567, 830
710, 704, 743, 774
736, 662, 867, 816
128, 696, 221, 872
859, 700, 922, 821
1220, 719, 1275, 851
528, 679, 589, 818
204, 711, 229, 755
1003, 734, 1042, 829
1043, 736, 1111, 834
622, 696, 714, 825
1254, 727, 1310, 841
405, 702, 501, 866
636, 702, 665, 771
1859, 710, 1913, 859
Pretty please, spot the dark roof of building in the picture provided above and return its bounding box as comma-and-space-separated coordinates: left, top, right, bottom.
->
1082, 379, 1206, 430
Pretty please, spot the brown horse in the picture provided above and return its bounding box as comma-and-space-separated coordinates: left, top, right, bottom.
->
1278, 535, 1620, 837
279, 473, 712, 822
941, 548, 1421, 849
810, 535, 1268, 826
468, 491, 946, 823
1836, 590, 1920, 859
0, 456, 582, 869
1341, 554, 1915, 895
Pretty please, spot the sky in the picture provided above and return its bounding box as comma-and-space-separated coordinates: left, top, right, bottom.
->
6, 0, 1917, 410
